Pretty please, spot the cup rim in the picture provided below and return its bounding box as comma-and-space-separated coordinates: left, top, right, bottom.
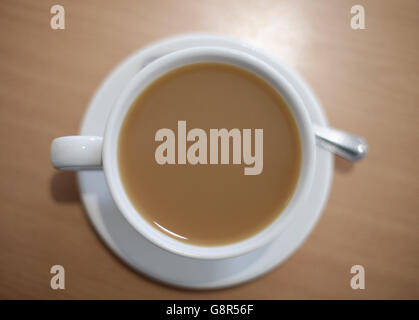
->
103, 46, 316, 260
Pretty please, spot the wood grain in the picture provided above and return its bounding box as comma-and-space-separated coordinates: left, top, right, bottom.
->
0, 0, 418, 299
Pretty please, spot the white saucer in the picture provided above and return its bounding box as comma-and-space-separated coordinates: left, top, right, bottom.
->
77, 34, 333, 289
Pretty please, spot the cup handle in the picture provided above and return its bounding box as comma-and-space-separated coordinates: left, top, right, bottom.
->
50, 136, 103, 170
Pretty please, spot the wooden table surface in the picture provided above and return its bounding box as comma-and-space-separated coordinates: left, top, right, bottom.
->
0, 0, 418, 299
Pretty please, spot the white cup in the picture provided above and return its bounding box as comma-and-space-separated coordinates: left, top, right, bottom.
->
51, 46, 316, 260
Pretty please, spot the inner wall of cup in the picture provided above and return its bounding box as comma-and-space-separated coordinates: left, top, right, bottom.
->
104, 47, 313, 258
